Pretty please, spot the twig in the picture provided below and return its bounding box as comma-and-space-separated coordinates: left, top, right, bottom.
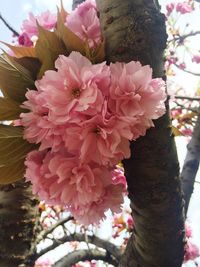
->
53, 249, 117, 267
181, 107, 200, 215
168, 31, 200, 43
174, 96, 200, 101
0, 13, 19, 36
36, 216, 73, 243
36, 232, 122, 260
174, 63, 200, 76
174, 101, 198, 113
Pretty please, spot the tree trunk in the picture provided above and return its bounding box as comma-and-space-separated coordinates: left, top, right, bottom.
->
181, 107, 200, 214
96, 1, 185, 267
0, 181, 39, 267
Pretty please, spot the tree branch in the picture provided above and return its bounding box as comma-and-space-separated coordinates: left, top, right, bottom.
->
96, 1, 185, 266
174, 63, 200, 76
174, 96, 200, 101
36, 232, 122, 260
168, 31, 200, 43
174, 101, 198, 113
53, 249, 117, 267
181, 106, 200, 215
36, 215, 73, 243
0, 13, 19, 37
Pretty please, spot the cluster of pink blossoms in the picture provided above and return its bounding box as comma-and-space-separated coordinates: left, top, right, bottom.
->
184, 222, 200, 262
18, 0, 101, 48
17, 0, 166, 224
18, 11, 57, 46
166, 1, 193, 15
21, 51, 166, 224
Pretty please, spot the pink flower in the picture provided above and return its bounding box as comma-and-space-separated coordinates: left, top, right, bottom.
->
18, 33, 33, 46
127, 215, 134, 229
20, 90, 66, 151
36, 52, 109, 124
70, 180, 124, 225
65, 0, 101, 48
166, 3, 175, 14
64, 114, 131, 166
176, 2, 193, 14
179, 62, 186, 70
25, 150, 124, 224
184, 240, 200, 262
20, 52, 110, 151
185, 222, 192, 238
192, 55, 200, 64
20, 51, 166, 225
109, 61, 166, 138
112, 165, 127, 192
21, 11, 57, 38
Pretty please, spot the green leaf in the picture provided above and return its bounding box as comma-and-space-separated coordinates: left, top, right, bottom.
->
0, 124, 35, 165
56, 10, 86, 56
0, 159, 25, 184
0, 97, 23, 121
0, 54, 35, 103
35, 23, 66, 78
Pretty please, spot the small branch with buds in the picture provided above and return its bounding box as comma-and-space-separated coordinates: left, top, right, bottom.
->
168, 31, 200, 43
174, 96, 200, 101
174, 63, 200, 76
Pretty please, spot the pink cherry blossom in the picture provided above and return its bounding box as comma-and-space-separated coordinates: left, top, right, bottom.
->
36, 52, 109, 124
64, 114, 131, 166
184, 240, 200, 262
70, 180, 124, 225
112, 165, 127, 192
109, 61, 166, 138
166, 3, 175, 15
18, 32, 33, 46
20, 52, 110, 151
21, 11, 57, 39
176, 2, 193, 14
65, 0, 101, 48
20, 51, 166, 225
127, 215, 134, 229
185, 222, 192, 238
192, 55, 200, 64
25, 150, 124, 224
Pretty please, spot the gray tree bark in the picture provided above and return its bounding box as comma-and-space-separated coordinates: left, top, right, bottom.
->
96, 0, 185, 266
181, 107, 200, 214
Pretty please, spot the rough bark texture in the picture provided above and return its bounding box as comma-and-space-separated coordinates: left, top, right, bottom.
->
96, 1, 185, 267
0, 181, 39, 267
181, 108, 200, 214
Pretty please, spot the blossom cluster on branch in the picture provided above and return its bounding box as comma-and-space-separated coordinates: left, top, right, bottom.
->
0, 0, 166, 225
22, 50, 166, 224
